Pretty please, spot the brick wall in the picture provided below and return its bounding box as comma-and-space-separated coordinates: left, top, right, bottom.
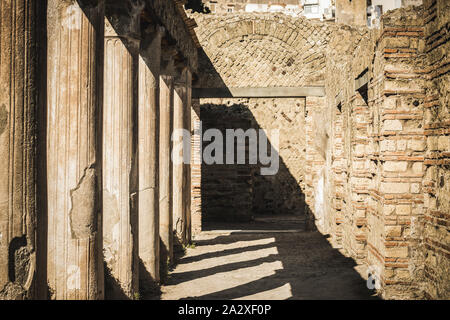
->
190, 4, 449, 298
200, 103, 254, 223
325, 5, 432, 299
198, 98, 308, 223
191, 12, 332, 88
422, 0, 450, 299
248, 98, 307, 217
325, 24, 371, 257
190, 13, 332, 225
368, 7, 427, 299
324, 2, 449, 299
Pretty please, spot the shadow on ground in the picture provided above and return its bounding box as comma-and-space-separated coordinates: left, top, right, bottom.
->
158, 216, 379, 300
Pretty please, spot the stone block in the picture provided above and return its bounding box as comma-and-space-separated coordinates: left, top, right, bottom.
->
380, 182, 410, 194
397, 140, 407, 151
385, 246, 408, 258
383, 120, 403, 131
383, 205, 396, 215
385, 37, 410, 48
380, 140, 397, 152
354, 144, 365, 156
427, 136, 438, 151
385, 226, 402, 237
412, 162, 423, 174
411, 183, 420, 194
383, 161, 408, 172
438, 136, 449, 151
396, 205, 411, 215
409, 139, 426, 151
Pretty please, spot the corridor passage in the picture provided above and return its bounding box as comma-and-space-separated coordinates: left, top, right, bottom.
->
160, 216, 377, 300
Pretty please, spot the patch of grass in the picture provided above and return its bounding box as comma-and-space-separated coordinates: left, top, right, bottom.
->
184, 242, 197, 249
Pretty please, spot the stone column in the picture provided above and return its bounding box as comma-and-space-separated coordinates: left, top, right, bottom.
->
191, 99, 203, 236
138, 26, 163, 288
159, 74, 174, 278
0, 0, 43, 300
47, 0, 104, 300
103, 0, 142, 299
173, 74, 187, 245
184, 70, 193, 244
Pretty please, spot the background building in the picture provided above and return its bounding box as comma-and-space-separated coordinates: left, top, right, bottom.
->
203, 0, 423, 28
205, 0, 336, 19
301, 0, 335, 20
206, 1, 302, 16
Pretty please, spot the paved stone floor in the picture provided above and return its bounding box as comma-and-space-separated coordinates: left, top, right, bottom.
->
159, 216, 379, 300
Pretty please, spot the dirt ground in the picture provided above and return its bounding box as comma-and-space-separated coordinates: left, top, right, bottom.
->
159, 216, 379, 300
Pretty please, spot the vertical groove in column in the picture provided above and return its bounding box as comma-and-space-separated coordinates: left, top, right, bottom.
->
0, 0, 39, 300
103, 1, 141, 299
47, 0, 104, 300
138, 28, 162, 288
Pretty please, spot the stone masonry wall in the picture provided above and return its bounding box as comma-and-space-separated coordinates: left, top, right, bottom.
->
366, 7, 427, 299
190, 3, 448, 298
324, 3, 449, 299
305, 97, 327, 232
422, 0, 450, 299
200, 103, 254, 223
199, 98, 307, 222
190, 13, 334, 224
191, 12, 333, 88
325, 24, 372, 264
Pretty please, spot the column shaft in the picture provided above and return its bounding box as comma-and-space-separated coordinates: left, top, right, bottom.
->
184, 70, 193, 244
103, 2, 141, 299
173, 79, 186, 244
46, 0, 104, 300
159, 75, 173, 277
191, 99, 203, 236
138, 29, 162, 287
0, 0, 41, 300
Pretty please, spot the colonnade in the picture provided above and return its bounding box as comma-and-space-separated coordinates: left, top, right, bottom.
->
0, 0, 194, 300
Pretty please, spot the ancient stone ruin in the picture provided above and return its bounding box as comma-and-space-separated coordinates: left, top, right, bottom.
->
0, 0, 448, 300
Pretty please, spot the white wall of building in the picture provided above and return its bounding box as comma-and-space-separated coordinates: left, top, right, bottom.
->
245, 3, 303, 17
301, 0, 333, 20
371, 0, 403, 13
245, 4, 269, 12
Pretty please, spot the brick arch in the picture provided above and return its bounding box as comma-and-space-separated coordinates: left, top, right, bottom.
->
191, 13, 333, 88
208, 35, 323, 88
207, 20, 299, 49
